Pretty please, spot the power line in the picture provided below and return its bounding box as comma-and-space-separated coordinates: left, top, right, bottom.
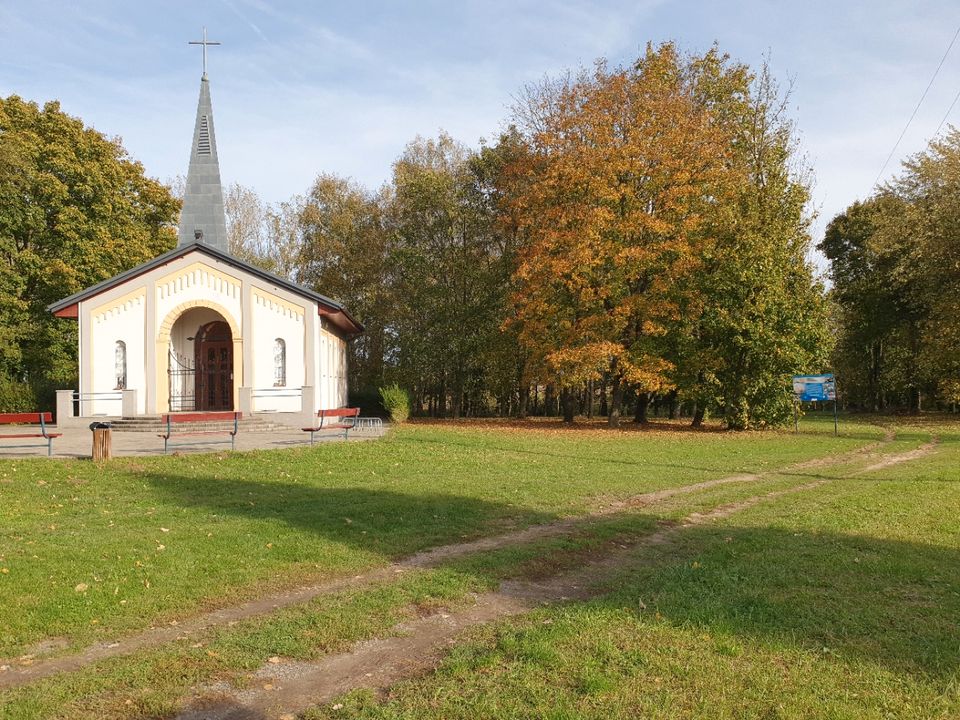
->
933, 84, 960, 138
873, 23, 960, 187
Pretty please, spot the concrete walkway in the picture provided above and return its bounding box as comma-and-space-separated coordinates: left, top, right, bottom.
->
0, 426, 375, 459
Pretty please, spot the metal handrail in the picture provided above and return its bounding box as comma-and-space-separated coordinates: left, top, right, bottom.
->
252, 388, 303, 399
72, 392, 122, 401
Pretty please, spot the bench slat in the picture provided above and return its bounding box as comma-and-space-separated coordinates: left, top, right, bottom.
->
318, 408, 360, 418
158, 431, 236, 438
0, 433, 62, 439
162, 412, 242, 424
0, 412, 53, 424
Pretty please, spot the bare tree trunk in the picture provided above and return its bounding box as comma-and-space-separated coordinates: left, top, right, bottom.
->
561, 387, 576, 423
545, 384, 558, 416
517, 384, 529, 418
692, 404, 705, 428
608, 379, 624, 428
667, 389, 678, 420
634, 392, 650, 424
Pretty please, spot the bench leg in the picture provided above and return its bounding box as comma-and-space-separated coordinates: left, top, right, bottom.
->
47, 437, 53, 457
231, 434, 236, 451
164, 437, 169, 455
310, 430, 315, 446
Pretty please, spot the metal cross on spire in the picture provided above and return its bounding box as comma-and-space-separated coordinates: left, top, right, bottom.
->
188, 27, 221, 78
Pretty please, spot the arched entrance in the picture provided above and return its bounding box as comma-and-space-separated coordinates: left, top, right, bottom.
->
166, 307, 236, 412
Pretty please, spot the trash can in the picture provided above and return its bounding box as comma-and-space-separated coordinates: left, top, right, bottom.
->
89, 422, 112, 462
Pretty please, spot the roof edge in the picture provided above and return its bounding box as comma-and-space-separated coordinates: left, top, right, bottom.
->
47, 242, 364, 335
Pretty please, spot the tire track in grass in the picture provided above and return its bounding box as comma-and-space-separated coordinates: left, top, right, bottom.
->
178, 480, 831, 720
178, 436, 940, 720
0, 428, 900, 691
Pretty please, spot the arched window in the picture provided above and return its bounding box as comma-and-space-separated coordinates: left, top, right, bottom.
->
114, 341, 127, 390
273, 338, 286, 387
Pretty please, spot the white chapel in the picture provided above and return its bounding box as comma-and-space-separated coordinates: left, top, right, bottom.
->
48, 40, 361, 424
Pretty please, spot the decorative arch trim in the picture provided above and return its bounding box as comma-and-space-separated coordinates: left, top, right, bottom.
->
157, 299, 241, 343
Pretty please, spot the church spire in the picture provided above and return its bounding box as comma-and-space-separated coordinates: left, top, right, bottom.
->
178, 30, 228, 253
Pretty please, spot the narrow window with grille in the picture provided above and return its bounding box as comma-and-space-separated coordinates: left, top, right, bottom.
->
273, 338, 286, 387
115, 341, 127, 390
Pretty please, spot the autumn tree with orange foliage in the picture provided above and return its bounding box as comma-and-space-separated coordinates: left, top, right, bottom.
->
508, 44, 748, 426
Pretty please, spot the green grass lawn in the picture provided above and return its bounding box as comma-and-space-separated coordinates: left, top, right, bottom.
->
304, 420, 960, 720
0, 416, 955, 719
0, 416, 879, 659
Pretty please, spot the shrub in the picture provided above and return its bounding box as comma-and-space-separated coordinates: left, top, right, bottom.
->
0, 376, 38, 413
378, 384, 411, 424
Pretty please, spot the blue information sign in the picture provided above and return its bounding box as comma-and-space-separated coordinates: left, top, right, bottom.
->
792, 374, 836, 402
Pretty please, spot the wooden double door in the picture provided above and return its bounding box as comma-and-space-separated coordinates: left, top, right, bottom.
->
194, 321, 233, 411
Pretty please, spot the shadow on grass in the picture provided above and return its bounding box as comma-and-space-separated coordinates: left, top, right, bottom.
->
143, 472, 556, 560
598, 522, 960, 678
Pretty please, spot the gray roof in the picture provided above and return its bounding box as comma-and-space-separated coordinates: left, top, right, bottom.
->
47, 241, 364, 335
178, 76, 229, 252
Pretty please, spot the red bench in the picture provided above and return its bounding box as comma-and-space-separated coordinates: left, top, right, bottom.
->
159, 411, 241, 454
0, 412, 62, 456
302, 408, 359, 444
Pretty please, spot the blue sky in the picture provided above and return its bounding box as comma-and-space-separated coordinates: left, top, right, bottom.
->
2, 1, 959, 268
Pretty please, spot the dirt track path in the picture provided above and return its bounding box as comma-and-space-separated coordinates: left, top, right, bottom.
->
177, 434, 939, 720
0, 429, 905, 692
177, 480, 834, 720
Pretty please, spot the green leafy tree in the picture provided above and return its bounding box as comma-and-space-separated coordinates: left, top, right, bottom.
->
688, 64, 831, 429
0, 96, 179, 408
820, 195, 914, 410
388, 133, 506, 417
297, 174, 392, 394
824, 129, 960, 412
469, 128, 534, 416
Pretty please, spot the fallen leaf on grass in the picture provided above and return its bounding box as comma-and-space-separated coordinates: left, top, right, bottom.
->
75, 583, 89, 593
268, 656, 281, 664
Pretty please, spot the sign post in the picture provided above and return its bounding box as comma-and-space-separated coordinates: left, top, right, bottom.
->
792, 374, 838, 436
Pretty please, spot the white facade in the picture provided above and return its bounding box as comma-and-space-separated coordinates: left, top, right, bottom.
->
68, 247, 352, 419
